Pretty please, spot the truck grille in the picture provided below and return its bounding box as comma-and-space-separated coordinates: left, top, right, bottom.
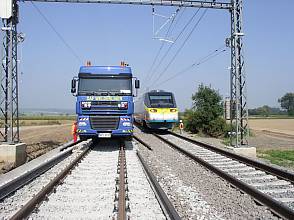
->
92, 101, 120, 106
90, 116, 119, 131
90, 101, 120, 111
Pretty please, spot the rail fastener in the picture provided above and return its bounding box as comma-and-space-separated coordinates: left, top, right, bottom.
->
118, 143, 127, 220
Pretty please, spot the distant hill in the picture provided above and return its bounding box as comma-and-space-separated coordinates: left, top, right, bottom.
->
20, 108, 75, 116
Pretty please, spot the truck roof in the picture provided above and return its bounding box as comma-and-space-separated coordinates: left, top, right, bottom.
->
79, 66, 132, 76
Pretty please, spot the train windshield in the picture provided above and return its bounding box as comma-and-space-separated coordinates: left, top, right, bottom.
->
149, 95, 175, 107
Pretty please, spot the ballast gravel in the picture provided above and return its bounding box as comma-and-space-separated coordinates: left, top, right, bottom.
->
134, 129, 280, 219
163, 133, 294, 211
125, 141, 166, 219
0, 141, 90, 219
29, 140, 119, 219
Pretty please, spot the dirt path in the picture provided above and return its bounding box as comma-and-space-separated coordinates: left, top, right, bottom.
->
1, 124, 73, 174
248, 130, 294, 151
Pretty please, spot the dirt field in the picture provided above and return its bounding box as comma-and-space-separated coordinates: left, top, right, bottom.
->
249, 119, 294, 136
0, 123, 73, 174
19, 119, 73, 127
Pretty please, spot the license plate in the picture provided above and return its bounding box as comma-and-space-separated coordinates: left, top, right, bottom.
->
98, 133, 111, 138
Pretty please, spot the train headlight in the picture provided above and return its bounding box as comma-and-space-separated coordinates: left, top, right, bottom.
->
150, 109, 157, 113
81, 101, 91, 109
118, 102, 128, 109
170, 109, 177, 112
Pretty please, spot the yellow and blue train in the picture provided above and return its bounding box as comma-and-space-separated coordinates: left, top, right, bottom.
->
134, 90, 178, 129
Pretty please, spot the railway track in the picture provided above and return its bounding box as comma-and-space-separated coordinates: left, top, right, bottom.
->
134, 129, 294, 219
0, 139, 180, 219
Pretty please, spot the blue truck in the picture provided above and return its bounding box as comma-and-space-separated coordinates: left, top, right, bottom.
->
71, 62, 140, 140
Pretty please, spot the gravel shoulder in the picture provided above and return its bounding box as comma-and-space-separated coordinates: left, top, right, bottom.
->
134, 129, 279, 220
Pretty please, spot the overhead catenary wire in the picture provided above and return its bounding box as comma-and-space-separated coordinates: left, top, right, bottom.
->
168, 7, 186, 38
153, 45, 227, 88
143, 7, 182, 85
30, 1, 82, 63
146, 8, 201, 87
149, 8, 208, 87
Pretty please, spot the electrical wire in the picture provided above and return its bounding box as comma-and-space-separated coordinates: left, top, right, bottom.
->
143, 7, 181, 84
150, 8, 208, 86
153, 45, 227, 88
30, 2, 82, 63
168, 6, 186, 38
146, 8, 201, 86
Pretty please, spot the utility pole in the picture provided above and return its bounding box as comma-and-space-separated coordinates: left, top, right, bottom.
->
0, 0, 20, 143
0, 0, 26, 166
230, 0, 248, 146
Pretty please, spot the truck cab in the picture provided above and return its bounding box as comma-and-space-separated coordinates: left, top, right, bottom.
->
71, 63, 139, 140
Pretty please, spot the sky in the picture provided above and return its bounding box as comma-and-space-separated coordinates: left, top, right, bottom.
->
2, 0, 293, 111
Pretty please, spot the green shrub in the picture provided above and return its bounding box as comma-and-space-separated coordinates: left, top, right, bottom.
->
184, 84, 228, 137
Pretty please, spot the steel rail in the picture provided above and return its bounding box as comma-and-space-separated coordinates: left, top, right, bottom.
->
0, 140, 81, 200
153, 133, 294, 220
168, 131, 294, 184
25, 0, 232, 9
59, 139, 82, 151
118, 142, 126, 220
137, 150, 181, 220
133, 134, 153, 150
10, 145, 91, 220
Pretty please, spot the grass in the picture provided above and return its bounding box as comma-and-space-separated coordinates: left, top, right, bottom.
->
258, 150, 294, 168
222, 137, 231, 146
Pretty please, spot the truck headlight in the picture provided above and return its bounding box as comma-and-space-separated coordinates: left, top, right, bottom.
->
78, 122, 87, 126
118, 102, 128, 109
81, 101, 91, 109
122, 122, 131, 127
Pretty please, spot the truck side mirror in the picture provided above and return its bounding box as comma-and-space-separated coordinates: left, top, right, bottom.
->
71, 78, 76, 94
135, 79, 140, 89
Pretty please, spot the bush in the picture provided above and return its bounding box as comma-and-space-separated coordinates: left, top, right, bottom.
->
184, 84, 228, 137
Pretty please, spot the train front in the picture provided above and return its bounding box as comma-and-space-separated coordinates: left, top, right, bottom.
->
144, 91, 178, 129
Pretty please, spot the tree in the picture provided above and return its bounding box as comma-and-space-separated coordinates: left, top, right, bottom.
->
248, 105, 286, 116
184, 84, 228, 137
279, 93, 294, 116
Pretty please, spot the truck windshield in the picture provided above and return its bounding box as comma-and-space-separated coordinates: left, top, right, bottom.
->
149, 95, 175, 107
78, 77, 132, 95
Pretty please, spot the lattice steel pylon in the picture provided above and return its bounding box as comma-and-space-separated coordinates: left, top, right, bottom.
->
230, 0, 248, 146
0, 0, 248, 147
0, 0, 20, 143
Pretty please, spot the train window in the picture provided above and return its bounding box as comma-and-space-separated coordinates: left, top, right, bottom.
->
149, 95, 174, 107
